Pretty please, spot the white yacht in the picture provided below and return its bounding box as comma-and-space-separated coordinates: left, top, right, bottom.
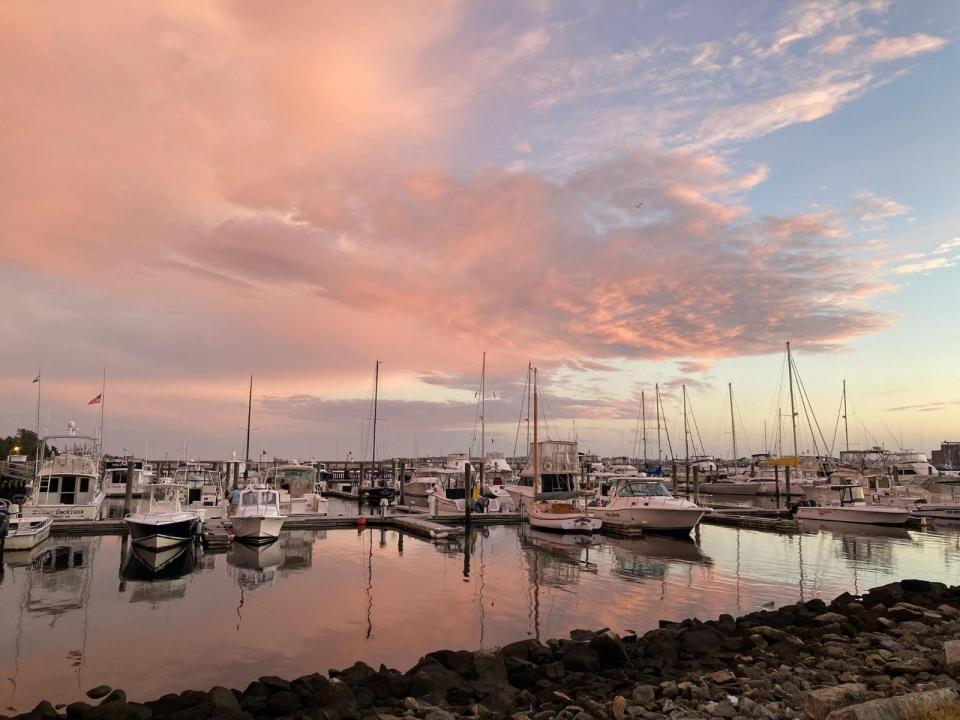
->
229, 484, 286, 544
796, 484, 913, 526
588, 479, 708, 535
22, 426, 105, 520
504, 440, 581, 508
886, 450, 939, 478
124, 483, 200, 550
102, 458, 155, 497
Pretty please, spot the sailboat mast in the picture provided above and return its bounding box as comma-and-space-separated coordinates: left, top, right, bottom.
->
480, 351, 486, 496
842, 379, 850, 454
35, 363, 41, 461
372, 360, 381, 468
533, 368, 539, 494
526, 363, 532, 454
728, 382, 738, 472
683, 384, 689, 469
243, 375, 252, 481
786, 341, 799, 461
641, 390, 647, 469
655, 383, 662, 464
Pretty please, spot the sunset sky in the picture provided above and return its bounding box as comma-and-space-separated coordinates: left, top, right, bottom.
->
1, 0, 957, 461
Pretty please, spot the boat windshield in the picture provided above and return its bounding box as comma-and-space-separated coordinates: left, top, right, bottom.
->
620, 482, 671, 497
243, 490, 277, 505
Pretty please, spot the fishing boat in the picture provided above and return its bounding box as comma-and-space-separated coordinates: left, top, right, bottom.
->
525, 368, 600, 534
172, 463, 224, 520
796, 485, 912, 526
263, 463, 329, 515
588, 478, 708, 535
124, 483, 200, 550
0, 500, 53, 551
229, 484, 286, 545
21, 425, 105, 520
102, 457, 155, 497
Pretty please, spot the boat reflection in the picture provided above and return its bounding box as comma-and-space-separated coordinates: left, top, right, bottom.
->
606, 533, 711, 583
227, 540, 283, 589
27, 537, 98, 617
122, 543, 202, 604
519, 526, 598, 587
799, 519, 913, 540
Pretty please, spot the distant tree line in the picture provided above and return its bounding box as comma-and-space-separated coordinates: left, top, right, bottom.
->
0, 429, 40, 459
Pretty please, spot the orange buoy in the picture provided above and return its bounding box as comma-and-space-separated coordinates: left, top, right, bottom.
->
357, 516, 367, 527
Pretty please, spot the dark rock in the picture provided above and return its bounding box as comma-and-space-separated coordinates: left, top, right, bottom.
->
589, 631, 630, 670
258, 677, 291, 694
680, 627, 722, 655
163, 704, 212, 720
472, 651, 508, 684
66, 704, 91, 720
101, 692, 126, 707
86, 703, 151, 720
425, 650, 474, 676
337, 663, 378, 689
265, 691, 297, 716
86, 690, 111, 703
562, 645, 600, 673
569, 630, 597, 642
242, 683, 270, 700
25, 702, 60, 720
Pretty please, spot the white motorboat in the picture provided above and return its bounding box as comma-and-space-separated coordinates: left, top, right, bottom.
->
0, 500, 53, 551
588, 479, 708, 535
102, 458, 155, 497
21, 426, 105, 520
796, 485, 912, 526
229, 484, 286, 545
405, 454, 503, 514
124, 483, 200, 550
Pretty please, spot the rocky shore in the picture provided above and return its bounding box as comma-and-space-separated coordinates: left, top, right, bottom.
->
14, 580, 960, 720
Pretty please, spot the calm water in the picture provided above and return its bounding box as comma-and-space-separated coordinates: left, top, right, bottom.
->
1, 514, 959, 712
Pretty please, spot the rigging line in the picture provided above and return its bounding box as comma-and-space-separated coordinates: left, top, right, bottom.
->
734, 395, 753, 459
829, 386, 844, 457
686, 394, 707, 458
632, 403, 642, 460
513, 367, 530, 457
878, 417, 903, 450
659, 390, 675, 460
792, 357, 830, 456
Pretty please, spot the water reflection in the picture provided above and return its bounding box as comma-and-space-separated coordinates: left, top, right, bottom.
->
1, 523, 959, 713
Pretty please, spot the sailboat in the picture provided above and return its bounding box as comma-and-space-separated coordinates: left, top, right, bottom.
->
525, 368, 601, 533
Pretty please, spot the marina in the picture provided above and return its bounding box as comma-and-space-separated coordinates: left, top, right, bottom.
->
1, 511, 958, 713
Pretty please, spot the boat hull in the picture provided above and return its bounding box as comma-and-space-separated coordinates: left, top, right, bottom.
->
21, 493, 105, 520
3, 516, 53, 550
230, 515, 286, 544
912, 503, 960, 521
125, 515, 200, 550
527, 503, 601, 533
796, 506, 911, 526
590, 506, 705, 534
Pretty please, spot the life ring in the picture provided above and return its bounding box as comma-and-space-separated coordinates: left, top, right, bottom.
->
543, 461, 553, 472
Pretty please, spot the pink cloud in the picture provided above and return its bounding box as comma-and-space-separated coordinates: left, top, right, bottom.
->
868, 34, 948, 62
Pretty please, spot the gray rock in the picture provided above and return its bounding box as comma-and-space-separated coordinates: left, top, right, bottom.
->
86, 689, 112, 702
207, 688, 239, 715
803, 684, 867, 720
589, 631, 630, 669
945, 639, 960, 676
562, 644, 600, 673
632, 685, 656, 705
825, 687, 958, 719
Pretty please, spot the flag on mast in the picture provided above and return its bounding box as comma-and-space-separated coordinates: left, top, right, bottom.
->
88, 393, 103, 405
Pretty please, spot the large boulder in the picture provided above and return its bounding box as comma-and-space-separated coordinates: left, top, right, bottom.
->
803, 684, 867, 720
588, 631, 630, 670
561, 644, 600, 673
825, 688, 958, 720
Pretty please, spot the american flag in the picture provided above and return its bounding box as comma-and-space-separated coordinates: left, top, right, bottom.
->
88, 393, 103, 405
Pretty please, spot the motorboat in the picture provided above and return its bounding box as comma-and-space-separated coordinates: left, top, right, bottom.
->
101, 457, 155, 497
885, 450, 939, 478
172, 463, 224, 520
21, 425, 105, 520
263, 463, 329, 514
229, 484, 286, 544
124, 483, 201, 550
0, 500, 53, 551
796, 485, 912, 526
405, 454, 502, 513
588, 479, 708, 535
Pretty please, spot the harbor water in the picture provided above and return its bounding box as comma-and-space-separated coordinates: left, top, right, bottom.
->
1, 508, 959, 712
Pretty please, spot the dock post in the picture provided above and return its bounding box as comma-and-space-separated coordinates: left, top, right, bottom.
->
785, 465, 792, 508
774, 465, 781, 509
685, 463, 691, 499
234, 461, 240, 489
398, 460, 406, 506
124, 458, 135, 515
692, 465, 699, 499
464, 463, 472, 524
671, 463, 677, 492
